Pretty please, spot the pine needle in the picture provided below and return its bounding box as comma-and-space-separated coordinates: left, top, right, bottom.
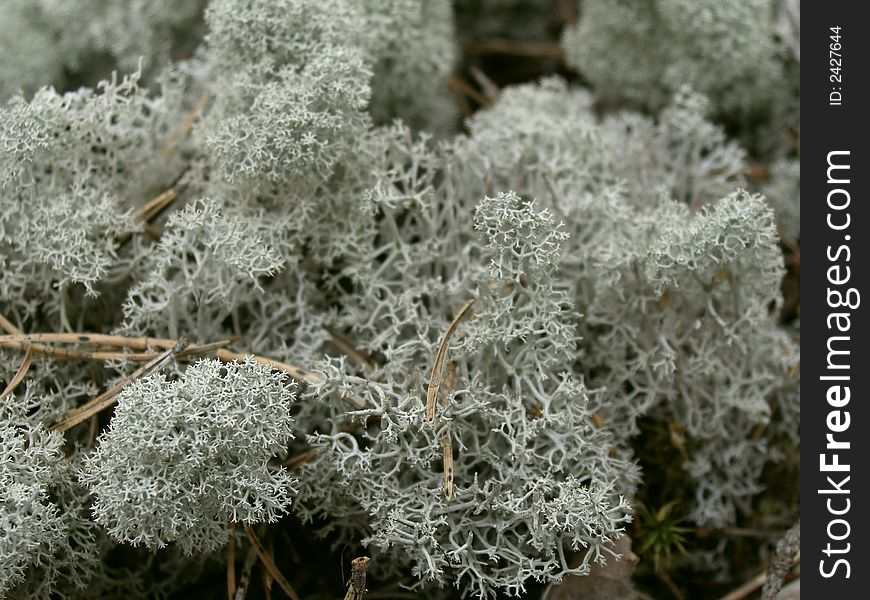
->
0, 344, 33, 401
227, 521, 237, 600
426, 299, 474, 424
50, 341, 188, 433
245, 526, 300, 600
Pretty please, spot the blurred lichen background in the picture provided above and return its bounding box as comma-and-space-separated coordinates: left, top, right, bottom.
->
0, 1, 799, 599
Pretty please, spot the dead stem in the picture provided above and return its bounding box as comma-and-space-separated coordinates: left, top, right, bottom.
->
344, 556, 371, 600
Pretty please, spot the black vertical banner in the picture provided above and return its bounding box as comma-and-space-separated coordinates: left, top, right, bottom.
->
802, 2, 869, 596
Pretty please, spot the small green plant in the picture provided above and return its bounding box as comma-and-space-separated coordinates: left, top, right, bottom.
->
635, 501, 691, 572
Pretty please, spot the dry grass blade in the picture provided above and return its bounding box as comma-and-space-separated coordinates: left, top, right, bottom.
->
50, 342, 187, 433
0, 344, 33, 401
344, 556, 371, 600
426, 299, 475, 423
245, 526, 300, 600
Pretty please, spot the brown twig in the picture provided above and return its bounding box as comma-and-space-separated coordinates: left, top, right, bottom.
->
344, 556, 371, 600
115, 169, 190, 248
426, 299, 475, 423
245, 526, 300, 600
0, 337, 233, 364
